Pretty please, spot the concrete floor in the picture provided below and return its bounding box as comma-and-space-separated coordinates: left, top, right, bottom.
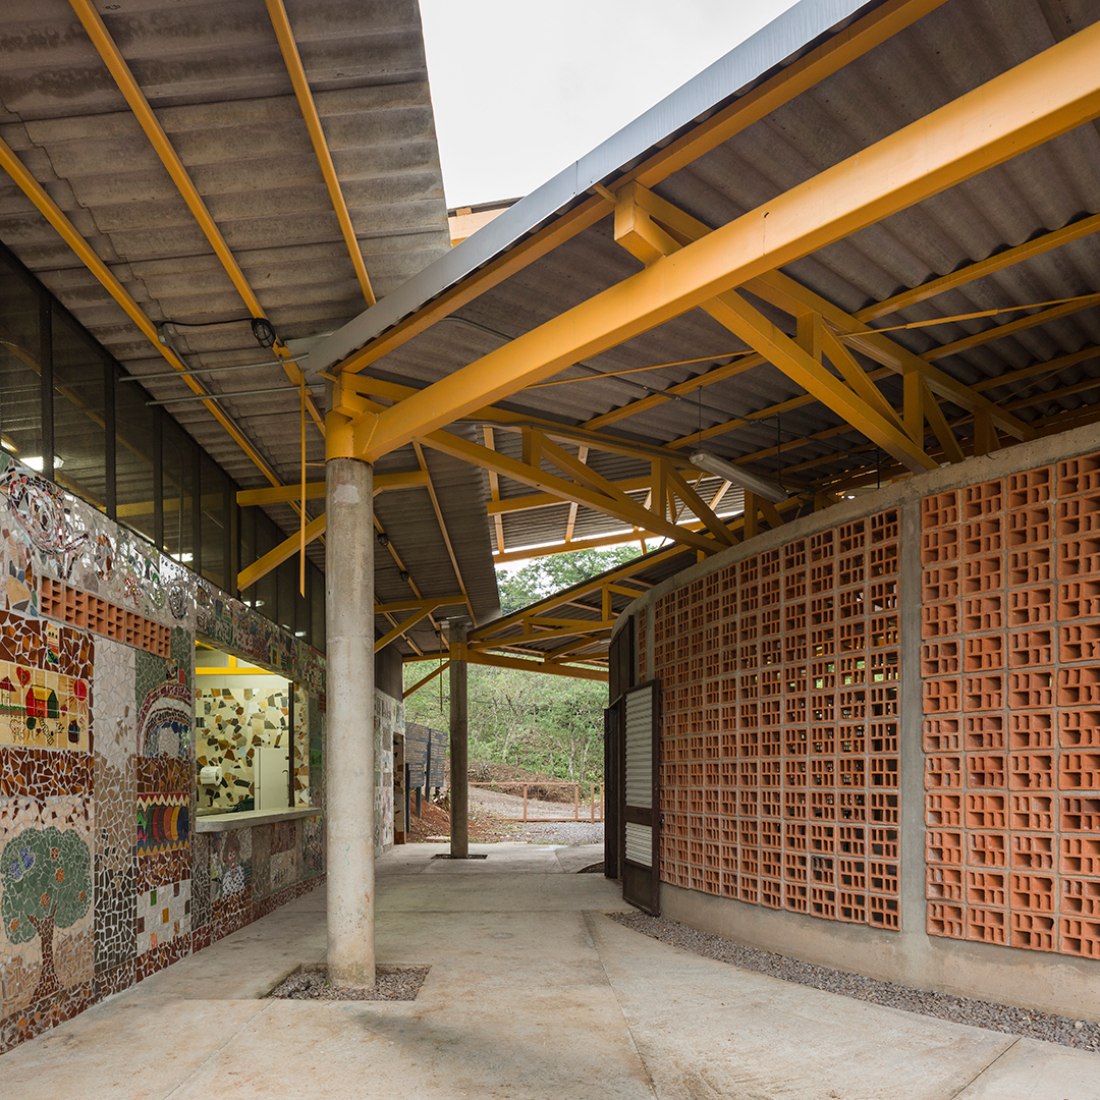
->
3, 842, 1098, 1099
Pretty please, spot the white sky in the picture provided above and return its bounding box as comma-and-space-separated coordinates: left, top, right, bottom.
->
420, 0, 803, 208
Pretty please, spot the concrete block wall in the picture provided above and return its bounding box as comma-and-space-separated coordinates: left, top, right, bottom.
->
621, 424, 1100, 1019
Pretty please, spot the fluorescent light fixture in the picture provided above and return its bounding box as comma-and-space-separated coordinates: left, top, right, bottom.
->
294, 630, 306, 638
689, 450, 786, 504
172, 552, 194, 564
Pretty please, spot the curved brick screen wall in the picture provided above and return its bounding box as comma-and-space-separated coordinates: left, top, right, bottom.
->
653, 511, 902, 930
627, 434, 1100, 1013
921, 453, 1100, 957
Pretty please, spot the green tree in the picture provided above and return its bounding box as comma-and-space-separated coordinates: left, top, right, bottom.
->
405, 664, 607, 789
2, 826, 91, 1003
497, 545, 648, 614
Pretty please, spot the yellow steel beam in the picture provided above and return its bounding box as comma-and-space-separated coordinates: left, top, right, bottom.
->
420, 428, 723, 555
376, 596, 465, 614
623, 182, 1022, 449
923, 292, 1100, 363
664, 466, 737, 545
341, 25, 1100, 462
492, 531, 650, 563
484, 621, 615, 648
483, 427, 508, 554
67, 0, 325, 435
375, 606, 437, 653
403, 661, 450, 700
752, 270, 1033, 440
264, 0, 376, 308
476, 498, 798, 647
701, 290, 938, 472
516, 615, 616, 632
460, 649, 607, 683
413, 441, 476, 624
564, 446, 587, 544
583, 353, 762, 432
858, 211, 1100, 322
338, 0, 949, 377
339, 371, 701, 469
235, 470, 429, 506
0, 137, 286, 492
238, 513, 326, 591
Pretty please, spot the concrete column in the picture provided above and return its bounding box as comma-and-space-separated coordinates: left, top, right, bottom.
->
448, 618, 469, 858
324, 456, 375, 986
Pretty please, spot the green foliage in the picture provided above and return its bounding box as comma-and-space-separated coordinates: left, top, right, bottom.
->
497, 544, 647, 615
404, 664, 606, 790
407, 546, 646, 789
1, 826, 91, 943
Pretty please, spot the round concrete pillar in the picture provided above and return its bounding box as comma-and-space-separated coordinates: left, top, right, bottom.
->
324, 456, 375, 986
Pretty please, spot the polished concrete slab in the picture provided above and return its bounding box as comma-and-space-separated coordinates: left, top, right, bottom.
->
2, 842, 1097, 1099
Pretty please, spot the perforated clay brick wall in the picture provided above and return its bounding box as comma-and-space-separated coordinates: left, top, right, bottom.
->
922, 450, 1100, 957
653, 510, 901, 930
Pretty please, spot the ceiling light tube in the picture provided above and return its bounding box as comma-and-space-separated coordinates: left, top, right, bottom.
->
689, 450, 786, 504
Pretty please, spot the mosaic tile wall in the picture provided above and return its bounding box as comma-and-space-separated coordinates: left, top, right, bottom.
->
194, 681, 294, 811
652, 511, 902, 931
376, 691, 402, 855
921, 450, 1100, 958
0, 454, 328, 1053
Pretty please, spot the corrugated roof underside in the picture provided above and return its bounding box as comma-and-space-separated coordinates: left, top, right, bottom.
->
0, 0, 501, 636
367, 0, 1100, 557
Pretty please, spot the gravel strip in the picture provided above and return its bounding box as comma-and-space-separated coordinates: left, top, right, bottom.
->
268, 965, 430, 1002
514, 821, 605, 845
609, 911, 1100, 1052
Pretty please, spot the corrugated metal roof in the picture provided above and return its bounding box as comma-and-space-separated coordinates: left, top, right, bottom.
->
0, 0, 501, 649
326, 0, 1100, 572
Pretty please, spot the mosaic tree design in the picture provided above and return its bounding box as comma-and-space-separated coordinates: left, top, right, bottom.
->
2, 827, 92, 1003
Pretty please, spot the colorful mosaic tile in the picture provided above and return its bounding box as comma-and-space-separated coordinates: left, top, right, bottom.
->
271, 820, 296, 854
135, 879, 191, 956
210, 887, 252, 943
134, 848, 191, 893
0, 659, 91, 752
195, 682, 290, 811
0, 451, 326, 1055
89, 639, 137, 978
251, 823, 271, 900
0, 747, 92, 800
195, 577, 323, 693
136, 794, 189, 857
0, 798, 94, 1026
135, 629, 192, 759
135, 933, 190, 982
93, 959, 134, 1002
190, 833, 211, 932
209, 829, 251, 904
302, 815, 323, 878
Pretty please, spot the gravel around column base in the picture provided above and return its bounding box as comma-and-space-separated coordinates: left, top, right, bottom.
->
609, 911, 1100, 1052
268, 965, 430, 1001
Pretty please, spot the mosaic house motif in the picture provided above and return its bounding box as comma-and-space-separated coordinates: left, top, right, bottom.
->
0, 660, 90, 752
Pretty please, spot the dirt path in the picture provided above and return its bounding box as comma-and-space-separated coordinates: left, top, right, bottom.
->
468, 784, 600, 822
